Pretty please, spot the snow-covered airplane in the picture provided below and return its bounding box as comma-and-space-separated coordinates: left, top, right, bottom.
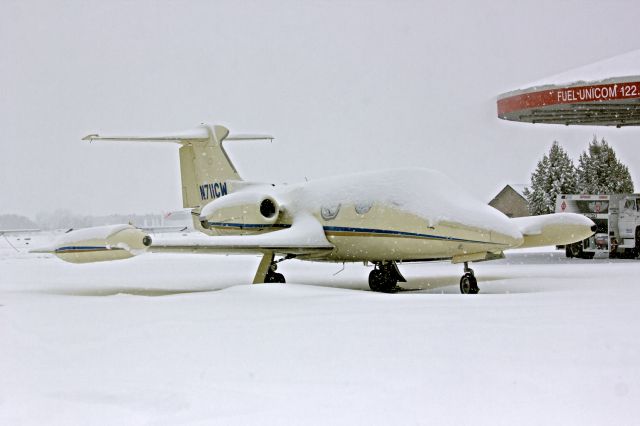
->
36, 124, 596, 293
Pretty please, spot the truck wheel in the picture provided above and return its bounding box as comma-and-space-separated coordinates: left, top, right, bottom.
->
566, 243, 581, 258
565, 244, 574, 258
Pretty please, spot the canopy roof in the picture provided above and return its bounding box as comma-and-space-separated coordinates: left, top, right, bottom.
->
497, 50, 640, 127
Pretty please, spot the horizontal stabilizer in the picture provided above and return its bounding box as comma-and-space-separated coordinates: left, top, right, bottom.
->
82, 124, 273, 144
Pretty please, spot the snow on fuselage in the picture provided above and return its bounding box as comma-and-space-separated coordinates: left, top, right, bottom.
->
285, 168, 523, 261
201, 168, 524, 262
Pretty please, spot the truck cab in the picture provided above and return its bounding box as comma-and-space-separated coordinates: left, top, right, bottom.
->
619, 196, 640, 242
556, 194, 640, 259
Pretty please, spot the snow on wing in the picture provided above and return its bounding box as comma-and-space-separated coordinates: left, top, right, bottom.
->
149, 214, 334, 256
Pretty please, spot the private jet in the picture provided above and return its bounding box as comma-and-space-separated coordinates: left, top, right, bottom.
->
36, 124, 595, 293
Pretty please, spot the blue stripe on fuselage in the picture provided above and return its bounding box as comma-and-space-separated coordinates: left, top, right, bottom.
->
55, 246, 122, 253
205, 222, 497, 245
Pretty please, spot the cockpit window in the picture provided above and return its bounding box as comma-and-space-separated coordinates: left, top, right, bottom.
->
355, 201, 372, 215
321, 204, 340, 220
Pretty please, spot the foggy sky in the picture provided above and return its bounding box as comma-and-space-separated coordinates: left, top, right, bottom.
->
2, 0, 640, 217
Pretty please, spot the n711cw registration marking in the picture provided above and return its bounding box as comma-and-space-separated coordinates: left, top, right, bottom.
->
199, 182, 228, 200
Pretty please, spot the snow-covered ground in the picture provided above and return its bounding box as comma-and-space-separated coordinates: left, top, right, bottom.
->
1, 234, 639, 425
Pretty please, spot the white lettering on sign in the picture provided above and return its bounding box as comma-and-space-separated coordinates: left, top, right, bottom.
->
556, 83, 639, 103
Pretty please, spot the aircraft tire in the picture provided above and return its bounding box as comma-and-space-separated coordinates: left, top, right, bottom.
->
265, 271, 286, 283
460, 273, 479, 294
369, 269, 395, 293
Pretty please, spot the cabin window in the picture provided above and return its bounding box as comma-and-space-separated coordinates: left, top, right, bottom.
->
355, 201, 372, 215
321, 204, 340, 220
624, 199, 636, 211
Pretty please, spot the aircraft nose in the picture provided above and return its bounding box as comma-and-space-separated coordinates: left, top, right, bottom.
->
590, 224, 597, 233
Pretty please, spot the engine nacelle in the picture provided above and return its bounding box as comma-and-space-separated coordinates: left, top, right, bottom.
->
45, 224, 151, 263
199, 191, 281, 234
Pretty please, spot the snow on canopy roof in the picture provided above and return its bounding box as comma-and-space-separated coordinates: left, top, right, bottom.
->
497, 50, 640, 127
523, 49, 640, 88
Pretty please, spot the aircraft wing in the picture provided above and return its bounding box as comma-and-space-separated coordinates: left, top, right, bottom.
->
149, 214, 333, 256
34, 215, 334, 263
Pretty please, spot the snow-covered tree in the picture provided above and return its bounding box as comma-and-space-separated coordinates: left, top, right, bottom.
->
577, 136, 634, 194
525, 141, 578, 215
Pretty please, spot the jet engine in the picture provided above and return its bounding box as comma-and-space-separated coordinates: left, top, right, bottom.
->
199, 191, 282, 234
39, 224, 152, 263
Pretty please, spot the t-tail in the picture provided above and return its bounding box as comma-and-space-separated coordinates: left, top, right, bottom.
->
83, 124, 274, 231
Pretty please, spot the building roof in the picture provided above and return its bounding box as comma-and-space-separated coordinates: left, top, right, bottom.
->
507, 184, 529, 199
497, 50, 640, 127
490, 184, 529, 204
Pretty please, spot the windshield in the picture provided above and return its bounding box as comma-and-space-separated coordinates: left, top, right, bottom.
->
576, 200, 609, 214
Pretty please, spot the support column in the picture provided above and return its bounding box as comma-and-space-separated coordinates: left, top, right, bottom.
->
252, 251, 275, 284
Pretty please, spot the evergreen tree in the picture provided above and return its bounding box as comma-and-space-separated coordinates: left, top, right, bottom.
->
525, 141, 578, 215
577, 136, 634, 194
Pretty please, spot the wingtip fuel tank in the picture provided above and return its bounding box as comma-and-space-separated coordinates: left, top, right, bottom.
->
32, 224, 152, 263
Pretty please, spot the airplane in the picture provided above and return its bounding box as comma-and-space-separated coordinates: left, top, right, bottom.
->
34, 124, 596, 294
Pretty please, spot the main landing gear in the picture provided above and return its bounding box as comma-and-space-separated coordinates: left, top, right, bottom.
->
253, 252, 293, 284
265, 263, 286, 283
368, 261, 407, 293
459, 262, 479, 294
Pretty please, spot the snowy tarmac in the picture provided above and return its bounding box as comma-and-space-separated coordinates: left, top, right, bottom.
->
1, 236, 639, 425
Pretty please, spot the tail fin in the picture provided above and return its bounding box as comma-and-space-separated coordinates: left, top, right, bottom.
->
83, 124, 273, 210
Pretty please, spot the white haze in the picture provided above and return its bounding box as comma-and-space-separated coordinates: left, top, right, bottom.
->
2, 0, 640, 217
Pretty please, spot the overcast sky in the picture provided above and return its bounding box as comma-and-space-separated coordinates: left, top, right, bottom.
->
2, 0, 640, 216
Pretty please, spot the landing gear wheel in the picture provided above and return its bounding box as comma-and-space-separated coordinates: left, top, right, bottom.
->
368, 266, 397, 293
459, 262, 479, 294
459, 273, 479, 294
265, 270, 286, 283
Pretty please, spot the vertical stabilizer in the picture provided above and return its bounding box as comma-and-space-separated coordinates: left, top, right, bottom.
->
82, 124, 274, 213
179, 125, 242, 210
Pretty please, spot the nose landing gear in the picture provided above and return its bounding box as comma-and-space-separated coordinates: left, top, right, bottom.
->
459, 262, 479, 294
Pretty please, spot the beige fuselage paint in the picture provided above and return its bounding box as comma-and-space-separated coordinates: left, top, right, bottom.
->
199, 197, 521, 262
309, 203, 519, 262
